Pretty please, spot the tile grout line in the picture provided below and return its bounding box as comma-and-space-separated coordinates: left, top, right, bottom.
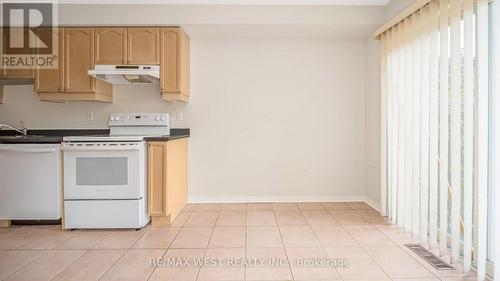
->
48, 249, 89, 281
333, 207, 397, 281
273, 206, 295, 281
143, 226, 172, 281
90, 230, 114, 249
332, 206, 367, 281
46, 228, 79, 250
398, 242, 450, 280
2, 226, 82, 280
297, 203, 345, 281
97, 247, 129, 281
143, 248, 168, 281
125, 226, 151, 249
98, 215, 177, 281
7, 227, 48, 250
357, 241, 394, 280
0, 249, 48, 281
194, 206, 221, 281
371, 220, 443, 279
130, 224, 154, 249
50, 229, 113, 251
96, 227, 150, 281
243, 203, 247, 281
0, 226, 23, 240
146, 206, 193, 281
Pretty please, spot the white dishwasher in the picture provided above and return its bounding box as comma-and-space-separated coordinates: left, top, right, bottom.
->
0, 143, 62, 220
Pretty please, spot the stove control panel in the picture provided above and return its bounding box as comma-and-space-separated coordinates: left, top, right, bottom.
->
109, 113, 170, 127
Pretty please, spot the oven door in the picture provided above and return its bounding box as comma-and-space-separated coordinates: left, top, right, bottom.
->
62, 142, 145, 200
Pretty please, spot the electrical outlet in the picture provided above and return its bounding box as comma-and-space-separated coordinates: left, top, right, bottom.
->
303, 168, 308, 176
87, 112, 94, 121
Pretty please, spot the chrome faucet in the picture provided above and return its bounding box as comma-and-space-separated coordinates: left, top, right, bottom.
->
0, 121, 28, 136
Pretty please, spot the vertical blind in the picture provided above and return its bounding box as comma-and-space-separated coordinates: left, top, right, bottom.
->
378, 0, 494, 279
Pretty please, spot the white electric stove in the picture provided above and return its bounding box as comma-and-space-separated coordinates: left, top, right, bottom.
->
61, 113, 170, 229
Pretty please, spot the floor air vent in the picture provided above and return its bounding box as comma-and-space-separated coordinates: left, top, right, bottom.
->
404, 244, 455, 270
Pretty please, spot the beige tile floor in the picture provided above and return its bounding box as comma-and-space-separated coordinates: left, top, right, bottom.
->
0, 202, 479, 281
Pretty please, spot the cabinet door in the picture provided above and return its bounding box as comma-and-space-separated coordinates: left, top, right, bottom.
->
160, 28, 189, 97
164, 138, 188, 220
147, 139, 188, 224
127, 28, 159, 64
63, 28, 95, 92
2, 68, 34, 79
147, 142, 167, 217
95, 28, 127, 65
35, 28, 63, 92
1, 28, 35, 78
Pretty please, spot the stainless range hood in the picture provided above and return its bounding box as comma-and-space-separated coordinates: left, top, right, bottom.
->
88, 65, 160, 85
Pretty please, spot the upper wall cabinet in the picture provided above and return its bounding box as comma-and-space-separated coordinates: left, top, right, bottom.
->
95, 28, 127, 65
1, 68, 34, 79
64, 28, 95, 93
94, 27, 160, 65
2, 26, 189, 103
37, 27, 112, 102
127, 28, 160, 64
1, 29, 35, 79
160, 27, 190, 102
35, 28, 63, 93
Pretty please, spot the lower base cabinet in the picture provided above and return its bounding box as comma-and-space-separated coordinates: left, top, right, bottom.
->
147, 138, 188, 226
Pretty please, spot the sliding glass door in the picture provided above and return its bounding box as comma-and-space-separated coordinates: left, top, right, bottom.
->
378, 0, 496, 279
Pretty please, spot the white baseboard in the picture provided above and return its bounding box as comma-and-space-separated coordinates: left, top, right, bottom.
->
188, 195, 368, 204
189, 195, 382, 212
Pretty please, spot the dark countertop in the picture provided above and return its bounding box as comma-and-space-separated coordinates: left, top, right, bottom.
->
143, 128, 190, 142
0, 129, 109, 144
0, 128, 190, 144
0, 135, 65, 143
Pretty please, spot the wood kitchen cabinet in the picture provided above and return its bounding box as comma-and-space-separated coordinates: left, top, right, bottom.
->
94, 27, 159, 65
1, 68, 34, 79
37, 27, 112, 102
35, 28, 63, 93
95, 28, 127, 65
64, 28, 95, 92
1, 28, 35, 104
1, 28, 35, 79
127, 28, 160, 64
147, 138, 188, 226
160, 27, 190, 102
2, 26, 191, 104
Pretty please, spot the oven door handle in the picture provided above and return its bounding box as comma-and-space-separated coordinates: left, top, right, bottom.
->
61, 145, 142, 152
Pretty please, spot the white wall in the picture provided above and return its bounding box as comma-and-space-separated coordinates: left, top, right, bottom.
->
385, 0, 416, 19
58, 4, 386, 26
0, 32, 368, 203
364, 38, 381, 209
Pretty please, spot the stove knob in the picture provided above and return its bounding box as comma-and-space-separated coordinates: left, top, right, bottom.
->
110, 116, 115, 121
115, 116, 121, 121
161, 116, 166, 121
155, 116, 161, 121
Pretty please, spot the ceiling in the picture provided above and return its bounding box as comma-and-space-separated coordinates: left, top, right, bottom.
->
58, 0, 391, 5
